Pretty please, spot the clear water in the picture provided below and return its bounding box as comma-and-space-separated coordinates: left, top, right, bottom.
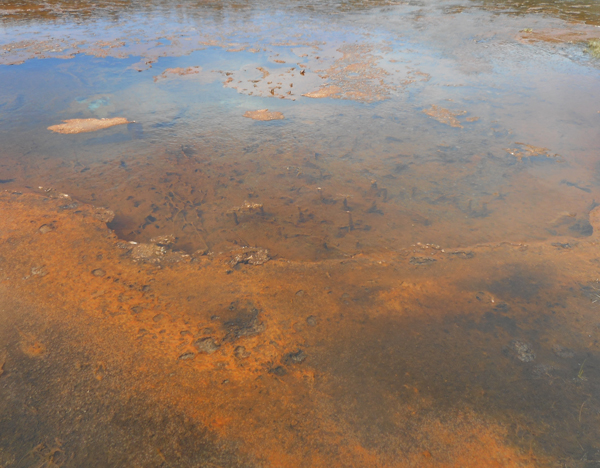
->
1, 0, 599, 466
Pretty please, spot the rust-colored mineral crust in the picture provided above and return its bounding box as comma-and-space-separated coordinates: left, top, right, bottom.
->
1, 190, 598, 466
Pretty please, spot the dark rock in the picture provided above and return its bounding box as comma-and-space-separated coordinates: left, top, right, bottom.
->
269, 366, 286, 376
569, 219, 593, 236
410, 257, 436, 265
449, 251, 474, 259
223, 307, 265, 342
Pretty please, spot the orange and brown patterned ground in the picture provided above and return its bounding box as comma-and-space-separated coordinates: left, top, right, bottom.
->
1, 190, 598, 467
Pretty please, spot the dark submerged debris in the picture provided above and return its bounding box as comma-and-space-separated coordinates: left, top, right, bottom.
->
223, 307, 266, 342
366, 201, 383, 215
269, 366, 287, 376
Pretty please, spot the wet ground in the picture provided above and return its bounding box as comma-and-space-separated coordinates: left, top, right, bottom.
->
0, 0, 600, 466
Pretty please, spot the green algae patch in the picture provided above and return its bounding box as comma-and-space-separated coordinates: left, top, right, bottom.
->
587, 38, 600, 58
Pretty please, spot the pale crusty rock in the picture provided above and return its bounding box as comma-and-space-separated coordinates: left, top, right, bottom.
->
302, 85, 341, 99
131, 243, 166, 263
154, 66, 201, 82
93, 207, 115, 223
230, 248, 270, 267
150, 234, 176, 246
422, 105, 466, 128
243, 109, 284, 121
48, 117, 131, 134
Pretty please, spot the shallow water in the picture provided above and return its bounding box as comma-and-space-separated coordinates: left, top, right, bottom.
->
0, 0, 599, 466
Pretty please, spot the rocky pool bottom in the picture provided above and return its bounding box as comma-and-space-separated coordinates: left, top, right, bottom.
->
0, 189, 599, 467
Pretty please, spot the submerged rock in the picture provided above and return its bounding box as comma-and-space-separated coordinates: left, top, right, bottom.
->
504, 339, 536, 362
234, 346, 250, 358
150, 234, 175, 246
229, 248, 270, 267
552, 344, 575, 359
131, 243, 166, 263
284, 350, 307, 365
532, 364, 555, 378
93, 207, 115, 223
38, 224, 54, 234
194, 337, 219, 354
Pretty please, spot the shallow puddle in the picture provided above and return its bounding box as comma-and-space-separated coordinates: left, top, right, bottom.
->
1, 0, 600, 466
